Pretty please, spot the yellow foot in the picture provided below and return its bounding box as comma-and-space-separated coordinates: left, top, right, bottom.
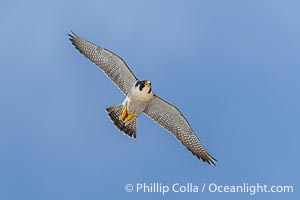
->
123, 113, 134, 123
121, 107, 128, 121
121, 107, 135, 123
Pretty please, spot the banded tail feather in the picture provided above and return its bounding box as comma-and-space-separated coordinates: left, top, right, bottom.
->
106, 104, 137, 138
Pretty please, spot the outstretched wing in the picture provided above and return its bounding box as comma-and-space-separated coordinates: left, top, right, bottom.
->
144, 96, 217, 165
69, 32, 138, 95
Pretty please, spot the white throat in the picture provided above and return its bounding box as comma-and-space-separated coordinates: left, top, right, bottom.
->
131, 85, 153, 101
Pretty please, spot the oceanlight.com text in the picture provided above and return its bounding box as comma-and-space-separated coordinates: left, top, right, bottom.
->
124, 182, 293, 195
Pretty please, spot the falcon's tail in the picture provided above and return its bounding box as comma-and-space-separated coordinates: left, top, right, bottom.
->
106, 104, 137, 138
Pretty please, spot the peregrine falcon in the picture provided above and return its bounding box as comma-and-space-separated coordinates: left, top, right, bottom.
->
69, 32, 217, 165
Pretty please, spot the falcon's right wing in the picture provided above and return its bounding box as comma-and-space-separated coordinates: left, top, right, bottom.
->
144, 95, 217, 165
69, 32, 138, 95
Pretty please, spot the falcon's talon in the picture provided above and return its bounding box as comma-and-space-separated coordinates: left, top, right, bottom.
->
123, 113, 135, 123
121, 107, 128, 121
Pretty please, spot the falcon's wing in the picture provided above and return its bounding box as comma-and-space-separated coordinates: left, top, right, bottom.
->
144, 95, 216, 165
69, 32, 138, 95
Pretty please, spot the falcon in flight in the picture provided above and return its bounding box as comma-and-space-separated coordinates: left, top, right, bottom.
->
69, 32, 217, 165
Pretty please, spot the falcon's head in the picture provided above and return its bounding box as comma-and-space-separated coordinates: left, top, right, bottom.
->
133, 80, 153, 100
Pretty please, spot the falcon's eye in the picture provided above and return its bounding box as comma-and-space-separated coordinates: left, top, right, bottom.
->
135, 81, 142, 87
135, 81, 145, 91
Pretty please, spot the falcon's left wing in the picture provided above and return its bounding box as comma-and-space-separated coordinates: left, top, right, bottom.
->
69, 32, 137, 95
144, 96, 217, 165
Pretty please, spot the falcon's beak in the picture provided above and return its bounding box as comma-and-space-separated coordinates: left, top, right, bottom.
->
144, 81, 151, 87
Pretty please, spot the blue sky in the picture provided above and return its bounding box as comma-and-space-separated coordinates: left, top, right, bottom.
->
0, 0, 299, 199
